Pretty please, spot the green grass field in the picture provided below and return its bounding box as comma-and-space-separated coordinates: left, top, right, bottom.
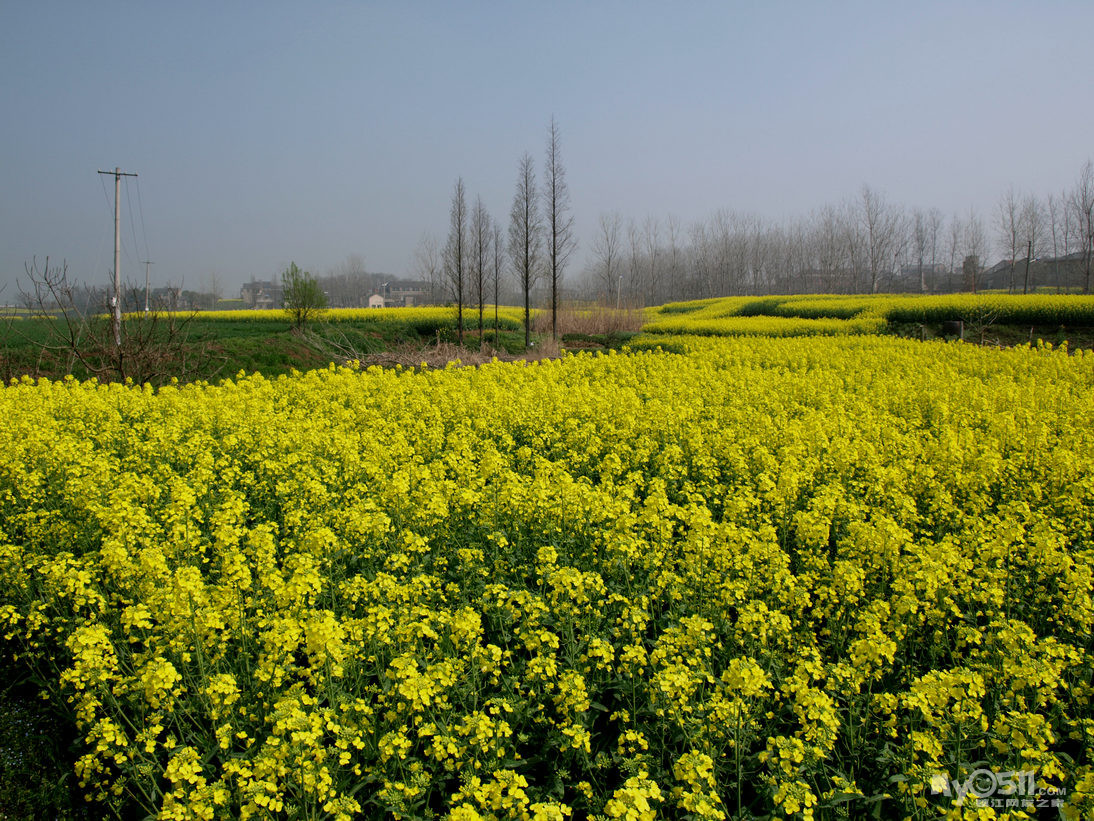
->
0, 307, 533, 384
4, 295, 1094, 387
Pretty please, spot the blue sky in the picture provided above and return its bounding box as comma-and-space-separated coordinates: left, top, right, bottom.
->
3, 1, 1092, 296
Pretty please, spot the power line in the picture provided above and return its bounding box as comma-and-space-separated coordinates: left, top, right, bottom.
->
134, 175, 151, 265
101, 173, 134, 267
124, 177, 140, 269
99, 173, 114, 218
94, 175, 115, 278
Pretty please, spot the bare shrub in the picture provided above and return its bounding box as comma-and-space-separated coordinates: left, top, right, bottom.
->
15, 257, 216, 385
532, 302, 645, 337
354, 337, 563, 371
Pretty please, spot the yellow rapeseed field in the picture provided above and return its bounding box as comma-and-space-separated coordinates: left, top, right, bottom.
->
644, 293, 1094, 338
159, 306, 529, 327
2, 335, 1093, 819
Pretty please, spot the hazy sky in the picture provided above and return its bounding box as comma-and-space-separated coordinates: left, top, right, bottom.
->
3, 1, 1092, 297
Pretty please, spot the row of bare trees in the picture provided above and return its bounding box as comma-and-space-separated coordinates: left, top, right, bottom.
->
582, 160, 1094, 306
315, 255, 389, 307
588, 190, 976, 305
994, 161, 1094, 294
418, 118, 576, 347
417, 152, 1093, 315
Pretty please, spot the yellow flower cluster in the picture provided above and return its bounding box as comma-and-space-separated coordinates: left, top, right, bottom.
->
649, 292, 1094, 324
643, 313, 886, 338
1, 333, 1093, 818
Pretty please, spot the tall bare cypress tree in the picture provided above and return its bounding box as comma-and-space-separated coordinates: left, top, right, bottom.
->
470, 196, 492, 346
509, 153, 541, 349
543, 116, 575, 339
1072, 160, 1094, 293
443, 178, 467, 344
492, 221, 503, 341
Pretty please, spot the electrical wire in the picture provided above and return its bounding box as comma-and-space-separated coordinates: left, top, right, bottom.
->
99, 171, 135, 269
124, 176, 139, 269
134, 175, 151, 265
98, 172, 114, 219
97, 172, 118, 288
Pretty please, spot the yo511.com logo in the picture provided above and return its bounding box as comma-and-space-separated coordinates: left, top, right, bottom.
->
929, 769, 1066, 809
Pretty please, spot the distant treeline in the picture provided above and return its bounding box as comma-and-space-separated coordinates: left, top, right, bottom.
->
571, 162, 1094, 306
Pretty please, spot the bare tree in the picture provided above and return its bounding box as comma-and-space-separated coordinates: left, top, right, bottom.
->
748, 216, 775, 294
913, 209, 929, 292
926, 208, 943, 292
946, 212, 964, 291
1046, 192, 1065, 292
859, 185, 903, 293
1071, 160, 1094, 293
814, 204, 847, 293
492, 221, 503, 341
643, 215, 661, 304
320, 256, 360, 307
1019, 194, 1044, 293
593, 212, 622, 305
414, 233, 442, 304
207, 271, 223, 306
964, 209, 987, 292
326, 254, 369, 307
626, 218, 643, 305
508, 153, 541, 348
688, 219, 713, 298
996, 186, 1022, 292
543, 116, 576, 339
710, 210, 734, 295
443, 177, 468, 344
16, 256, 211, 385
785, 218, 812, 294
665, 214, 682, 299
841, 198, 866, 293
470, 196, 492, 345
341, 253, 367, 276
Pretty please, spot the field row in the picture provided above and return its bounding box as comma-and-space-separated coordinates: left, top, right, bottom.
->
644, 293, 1094, 338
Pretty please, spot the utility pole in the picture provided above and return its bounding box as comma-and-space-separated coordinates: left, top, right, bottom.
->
98, 167, 138, 345
141, 260, 154, 314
